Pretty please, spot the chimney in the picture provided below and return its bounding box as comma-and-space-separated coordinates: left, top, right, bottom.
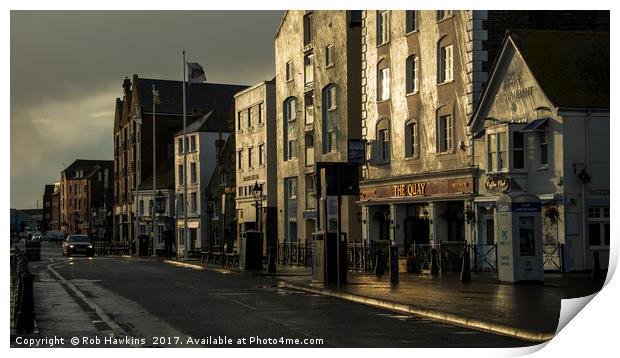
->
122, 77, 131, 99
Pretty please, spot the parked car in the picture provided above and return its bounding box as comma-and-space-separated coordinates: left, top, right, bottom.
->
62, 235, 95, 257
31, 232, 42, 241
42, 230, 65, 243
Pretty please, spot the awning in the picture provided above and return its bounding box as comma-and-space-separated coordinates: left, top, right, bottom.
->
522, 118, 549, 132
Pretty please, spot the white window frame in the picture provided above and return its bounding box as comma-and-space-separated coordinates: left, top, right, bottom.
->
439, 44, 454, 84
258, 143, 264, 166
438, 114, 453, 153
285, 61, 293, 82
588, 206, 610, 248
405, 120, 418, 158
378, 67, 390, 101
325, 45, 334, 67
327, 86, 337, 110
377, 11, 390, 46
406, 55, 418, 94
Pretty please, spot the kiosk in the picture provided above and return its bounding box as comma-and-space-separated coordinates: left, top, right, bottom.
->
496, 193, 544, 283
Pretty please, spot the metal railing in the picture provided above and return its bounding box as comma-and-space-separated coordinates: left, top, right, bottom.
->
277, 242, 312, 266
92, 241, 130, 256
11, 247, 35, 333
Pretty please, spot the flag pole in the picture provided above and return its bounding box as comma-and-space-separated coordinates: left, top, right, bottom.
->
182, 50, 189, 259
152, 84, 157, 257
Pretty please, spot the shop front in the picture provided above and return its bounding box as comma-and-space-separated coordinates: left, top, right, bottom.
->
359, 174, 476, 272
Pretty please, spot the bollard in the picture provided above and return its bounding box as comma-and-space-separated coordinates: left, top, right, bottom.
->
374, 251, 385, 276
267, 245, 277, 273
592, 252, 603, 281
430, 248, 440, 276
461, 248, 471, 282
389, 245, 399, 284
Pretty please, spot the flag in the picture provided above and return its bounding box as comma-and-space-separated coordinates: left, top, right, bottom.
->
134, 104, 142, 125
187, 62, 206, 84
152, 88, 161, 105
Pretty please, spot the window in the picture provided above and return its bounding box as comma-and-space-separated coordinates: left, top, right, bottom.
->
258, 144, 264, 166
213, 201, 219, 219
288, 139, 298, 159
377, 11, 390, 45
498, 132, 508, 170
285, 61, 293, 81
139, 199, 144, 216
247, 107, 252, 128
190, 136, 196, 152
405, 121, 418, 158
284, 97, 298, 161
258, 103, 263, 125
488, 133, 497, 171
439, 44, 453, 83
178, 193, 184, 215
285, 98, 297, 121
406, 10, 418, 33
219, 171, 227, 186
588, 206, 610, 247
237, 150, 243, 170
513, 131, 525, 169
191, 192, 197, 213
406, 55, 418, 94
325, 45, 334, 67
539, 130, 548, 166
374, 119, 390, 163
437, 10, 453, 21
178, 164, 184, 184
248, 147, 253, 168
190, 162, 197, 183
237, 111, 243, 131
305, 133, 315, 166
327, 86, 337, 110
305, 94, 314, 126
327, 131, 337, 153
305, 174, 316, 210
438, 114, 453, 152
378, 65, 390, 101
177, 138, 183, 154
303, 13, 313, 45
304, 53, 314, 86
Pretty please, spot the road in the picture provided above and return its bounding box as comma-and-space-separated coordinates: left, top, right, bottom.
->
13, 241, 532, 348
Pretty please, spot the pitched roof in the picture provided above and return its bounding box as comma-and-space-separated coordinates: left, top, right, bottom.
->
138, 159, 175, 191
510, 29, 609, 109
175, 110, 233, 135
62, 159, 113, 180
133, 75, 248, 115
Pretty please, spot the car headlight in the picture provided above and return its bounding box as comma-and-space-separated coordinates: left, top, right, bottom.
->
69, 245, 74, 248
88, 245, 93, 249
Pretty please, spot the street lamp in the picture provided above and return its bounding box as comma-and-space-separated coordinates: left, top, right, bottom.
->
205, 192, 215, 252
251, 181, 263, 232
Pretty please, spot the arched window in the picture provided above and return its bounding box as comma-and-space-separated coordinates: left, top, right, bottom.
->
322, 84, 338, 153
437, 36, 453, 84
406, 54, 418, 94
405, 119, 418, 158
283, 97, 298, 160
376, 118, 390, 163
436, 105, 453, 153
377, 59, 390, 101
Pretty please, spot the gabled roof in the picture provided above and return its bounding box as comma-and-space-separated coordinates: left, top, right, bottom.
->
132, 75, 247, 115
509, 30, 609, 109
470, 29, 609, 127
175, 110, 232, 136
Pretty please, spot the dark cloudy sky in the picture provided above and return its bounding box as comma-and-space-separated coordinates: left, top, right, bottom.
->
10, 10, 283, 209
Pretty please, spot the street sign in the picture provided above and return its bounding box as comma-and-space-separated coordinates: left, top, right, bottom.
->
348, 139, 366, 165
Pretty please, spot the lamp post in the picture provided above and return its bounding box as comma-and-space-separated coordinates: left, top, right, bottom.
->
251, 181, 263, 233
205, 192, 215, 252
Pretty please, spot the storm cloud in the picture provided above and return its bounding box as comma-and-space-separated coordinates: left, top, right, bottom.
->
10, 10, 283, 208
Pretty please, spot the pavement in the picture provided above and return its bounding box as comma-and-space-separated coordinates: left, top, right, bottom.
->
158, 256, 605, 342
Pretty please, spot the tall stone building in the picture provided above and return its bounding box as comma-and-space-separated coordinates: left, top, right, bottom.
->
112, 75, 246, 245
275, 10, 362, 246
41, 184, 55, 232
358, 10, 609, 258
234, 80, 278, 253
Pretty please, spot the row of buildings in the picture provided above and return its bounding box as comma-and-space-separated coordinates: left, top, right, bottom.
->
108, 10, 609, 271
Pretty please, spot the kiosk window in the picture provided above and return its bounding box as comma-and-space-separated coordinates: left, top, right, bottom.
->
518, 216, 535, 256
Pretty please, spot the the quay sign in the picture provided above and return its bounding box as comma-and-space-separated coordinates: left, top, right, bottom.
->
393, 182, 427, 197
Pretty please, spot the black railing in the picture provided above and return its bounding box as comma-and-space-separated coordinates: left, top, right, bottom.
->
277, 242, 312, 266
11, 247, 35, 333
92, 241, 130, 256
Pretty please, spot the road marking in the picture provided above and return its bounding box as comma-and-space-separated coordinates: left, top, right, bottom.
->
47, 260, 140, 347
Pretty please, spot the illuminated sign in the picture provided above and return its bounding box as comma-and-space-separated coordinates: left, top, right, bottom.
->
392, 182, 427, 197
